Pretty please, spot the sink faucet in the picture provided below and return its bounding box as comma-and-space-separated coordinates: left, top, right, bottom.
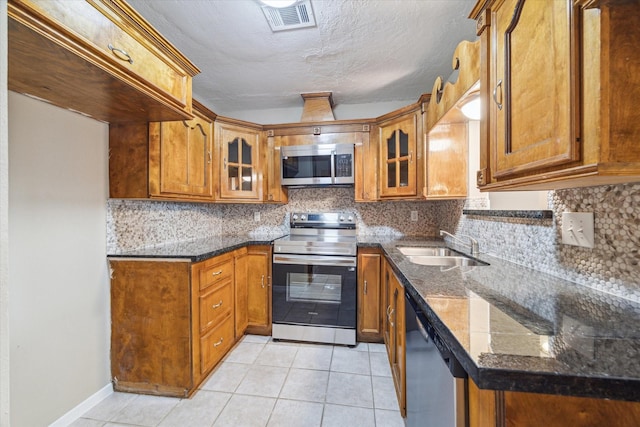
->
440, 230, 479, 257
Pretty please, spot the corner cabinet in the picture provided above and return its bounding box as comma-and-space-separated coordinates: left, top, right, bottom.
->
148, 100, 216, 200
471, 0, 640, 191
377, 105, 423, 199
383, 259, 406, 417
215, 118, 264, 201
357, 248, 383, 342
109, 252, 236, 397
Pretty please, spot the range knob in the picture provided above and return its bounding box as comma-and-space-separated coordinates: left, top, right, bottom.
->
300, 214, 306, 221
348, 215, 354, 222
292, 214, 299, 221
339, 216, 345, 222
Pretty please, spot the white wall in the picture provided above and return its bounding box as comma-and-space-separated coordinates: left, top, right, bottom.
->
8, 92, 111, 426
1, 2, 10, 425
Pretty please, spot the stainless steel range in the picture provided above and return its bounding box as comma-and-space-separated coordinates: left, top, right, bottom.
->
272, 211, 357, 345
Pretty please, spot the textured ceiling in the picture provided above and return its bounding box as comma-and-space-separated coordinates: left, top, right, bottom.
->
128, 0, 478, 117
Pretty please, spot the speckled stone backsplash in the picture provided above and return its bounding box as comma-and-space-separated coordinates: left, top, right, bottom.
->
107, 187, 462, 253
455, 182, 640, 303
107, 183, 639, 301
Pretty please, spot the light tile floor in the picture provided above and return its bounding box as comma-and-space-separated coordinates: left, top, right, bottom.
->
71, 335, 404, 427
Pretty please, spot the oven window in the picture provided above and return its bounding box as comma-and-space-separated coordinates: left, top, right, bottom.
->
287, 273, 342, 304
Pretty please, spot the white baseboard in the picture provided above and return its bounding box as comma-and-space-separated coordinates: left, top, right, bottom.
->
49, 383, 113, 427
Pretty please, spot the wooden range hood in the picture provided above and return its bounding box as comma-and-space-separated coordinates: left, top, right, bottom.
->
300, 92, 335, 121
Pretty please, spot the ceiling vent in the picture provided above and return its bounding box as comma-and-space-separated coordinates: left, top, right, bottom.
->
261, 0, 316, 32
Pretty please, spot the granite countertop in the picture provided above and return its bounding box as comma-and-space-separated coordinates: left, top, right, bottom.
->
107, 234, 285, 262
108, 234, 640, 401
364, 236, 640, 402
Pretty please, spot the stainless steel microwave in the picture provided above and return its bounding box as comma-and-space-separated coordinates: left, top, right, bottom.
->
280, 143, 354, 186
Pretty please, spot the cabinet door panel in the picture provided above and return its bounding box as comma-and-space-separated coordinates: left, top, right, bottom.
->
492, 0, 579, 179
247, 248, 271, 328
358, 251, 382, 340
218, 124, 261, 200
379, 113, 418, 198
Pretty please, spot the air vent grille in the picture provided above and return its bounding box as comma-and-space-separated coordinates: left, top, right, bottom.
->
261, 0, 316, 32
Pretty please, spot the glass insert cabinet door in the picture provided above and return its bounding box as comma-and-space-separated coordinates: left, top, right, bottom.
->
218, 123, 261, 200
379, 112, 417, 197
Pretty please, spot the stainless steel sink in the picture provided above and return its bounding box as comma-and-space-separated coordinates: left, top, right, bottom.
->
405, 255, 486, 267
396, 246, 488, 267
396, 246, 456, 257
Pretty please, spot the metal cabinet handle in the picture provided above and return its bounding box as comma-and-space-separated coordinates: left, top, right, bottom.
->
208, 151, 212, 164
364, 280, 368, 295
211, 300, 223, 309
211, 270, 223, 276
224, 157, 227, 169
108, 44, 133, 64
493, 79, 503, 110
389, 308, 395, 327
261, 275, 265, 288
213, 337, 224, 347
409, 151, 413, 164
268, 276, 271, 287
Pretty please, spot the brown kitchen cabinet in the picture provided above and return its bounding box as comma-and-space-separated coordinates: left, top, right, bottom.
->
383, 259, 406, 416
468, 378, 640, 427
470, 0, 640, 191
357, 248, 383, 342
8, 0, 199, 123
109, 251, 236, 397
377, 105, 424, 199
245, 245, 273, 335
234, 248, 249, 338
422, 40, 479, 200
148, 100, 216, 200
215, 118, 264, 201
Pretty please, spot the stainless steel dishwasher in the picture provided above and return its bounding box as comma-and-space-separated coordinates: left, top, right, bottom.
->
405, 290, 468, 427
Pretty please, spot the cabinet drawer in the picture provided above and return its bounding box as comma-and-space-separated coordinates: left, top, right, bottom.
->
199, 281, 233, 333
200, 313, 234, 375
199, 257, 234, 291
20, 0, 190, 109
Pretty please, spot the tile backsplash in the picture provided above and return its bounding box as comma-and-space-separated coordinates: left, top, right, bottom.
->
107, 187, 462, 253
456, 182, 640, 303
106, 183, 640, 302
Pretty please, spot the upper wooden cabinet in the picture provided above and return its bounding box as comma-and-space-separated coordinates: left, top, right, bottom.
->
149, 100, 215, 200
215, 118, 264, 201
377, 105, 424, 199
8, 0, 199, 123
471, 0, 640, 190
421, 40, 479, 200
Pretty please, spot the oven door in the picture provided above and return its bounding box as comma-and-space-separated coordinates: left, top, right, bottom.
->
272, 254, 357, 329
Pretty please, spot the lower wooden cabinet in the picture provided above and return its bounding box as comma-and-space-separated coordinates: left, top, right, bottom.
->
382, 259, 406, 417
246, 245, 272, 335
357, 248, 383, 342
109, 251, 237, 397
468, 378, 640, 427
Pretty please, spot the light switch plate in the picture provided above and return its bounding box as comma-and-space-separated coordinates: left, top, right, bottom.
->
254, 211, 261, 222
410, 211, 418, 221
561, 212, 594, 248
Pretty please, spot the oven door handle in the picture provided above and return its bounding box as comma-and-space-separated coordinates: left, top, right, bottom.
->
273, 254, 357, 267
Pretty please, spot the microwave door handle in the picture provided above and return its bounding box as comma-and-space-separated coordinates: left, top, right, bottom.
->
331, 150, 336, 184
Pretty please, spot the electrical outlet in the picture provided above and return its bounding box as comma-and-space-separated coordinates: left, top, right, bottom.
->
410, 211, 418, 221
254, 211, 261, 222
561, 212, 594, 248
